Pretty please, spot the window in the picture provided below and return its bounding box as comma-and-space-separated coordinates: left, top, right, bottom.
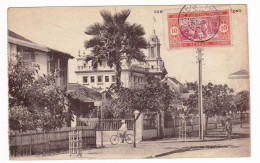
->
105, 76, 109, 82
83, 76, 88, 83
151, 65, 154, 69
91, 76, 95, 83
151, 47, 155, 58
97, 75, 103, 83
112, 75, 115, 82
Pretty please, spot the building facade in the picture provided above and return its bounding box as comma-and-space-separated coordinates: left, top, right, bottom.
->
8, 30, 74, 86
228, 69, 250, 92
75, 30, 166, 91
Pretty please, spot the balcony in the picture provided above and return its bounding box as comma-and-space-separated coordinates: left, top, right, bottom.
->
77, 65, 115, 71
130, 65, 149, 72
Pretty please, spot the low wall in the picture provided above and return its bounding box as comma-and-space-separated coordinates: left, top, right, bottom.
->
142, 129, 157, 140
96, 130, 134, 146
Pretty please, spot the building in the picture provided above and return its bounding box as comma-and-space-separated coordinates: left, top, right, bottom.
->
75, 30, 166, 91
228, 69, 250, 92
8, 30, 74, 86
161, 76, 183, 92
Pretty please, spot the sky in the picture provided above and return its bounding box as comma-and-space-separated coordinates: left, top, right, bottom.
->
7, 5, 249, 89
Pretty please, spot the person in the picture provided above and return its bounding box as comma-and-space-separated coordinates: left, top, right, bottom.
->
224, 115, 232, 140
118, 120, 127, 143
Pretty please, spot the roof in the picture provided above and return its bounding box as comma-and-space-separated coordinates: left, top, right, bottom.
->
8, 30, 34, 43
228, 69, 249, 79
8, 30, 74, 59
67, 83, 102, 103
168, 77, 183, 86
229, 69, 249, 76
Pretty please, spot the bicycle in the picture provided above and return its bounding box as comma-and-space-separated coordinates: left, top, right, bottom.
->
110, 131, 134, 145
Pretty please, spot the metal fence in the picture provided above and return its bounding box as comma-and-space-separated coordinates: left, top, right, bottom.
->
143, 118, 157, 130
97, 119, 134, 131
9, 126, 96, 157
77, 118, 134, 131
164, 116, 201, 128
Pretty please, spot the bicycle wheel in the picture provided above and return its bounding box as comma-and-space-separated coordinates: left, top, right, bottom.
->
125, 134, 134, 144
110, 135, 119, 145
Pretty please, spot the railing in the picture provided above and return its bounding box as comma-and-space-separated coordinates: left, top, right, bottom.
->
165, 116, 200, 128
77, 118, 135, 131
143, 118, 157, 130
77, 118, 99, 129
98, 119, 134, 131
77, 65, 114, 71
130, 65, 149, 72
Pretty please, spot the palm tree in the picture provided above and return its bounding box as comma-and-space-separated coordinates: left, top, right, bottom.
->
84, 9, 148, 89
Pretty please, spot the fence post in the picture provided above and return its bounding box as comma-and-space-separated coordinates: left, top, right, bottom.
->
134, 110, 143, 143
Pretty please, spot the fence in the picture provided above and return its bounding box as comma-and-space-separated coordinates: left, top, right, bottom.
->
164, 116, 204, 128
97, 119, 134, 131
9, 126, 96, 157
164, 119, 175, 128
143, 118, 157, 130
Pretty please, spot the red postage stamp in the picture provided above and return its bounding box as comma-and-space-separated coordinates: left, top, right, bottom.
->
167, 7, 231, 49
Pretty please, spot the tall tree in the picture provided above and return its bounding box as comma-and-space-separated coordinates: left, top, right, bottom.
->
235, 90, 250, 127
84, 9, 148, 89
104, 79, 177, 147
183, 82, 235, 131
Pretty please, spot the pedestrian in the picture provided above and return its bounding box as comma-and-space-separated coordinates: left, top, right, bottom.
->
224, 115, 232, 140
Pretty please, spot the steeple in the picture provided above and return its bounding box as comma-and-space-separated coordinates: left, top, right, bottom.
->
148, 30, 160, 59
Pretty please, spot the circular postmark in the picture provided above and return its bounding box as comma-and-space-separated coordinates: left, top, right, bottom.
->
178, 5, 220, 42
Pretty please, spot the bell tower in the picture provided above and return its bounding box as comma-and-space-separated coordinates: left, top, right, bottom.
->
146, 30, 166, 79
148, 30, 161, 59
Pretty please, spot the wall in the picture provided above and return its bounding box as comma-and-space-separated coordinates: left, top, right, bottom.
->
77, 71, 116, 90
142, 129, 157, 140
35, 51, 48, 76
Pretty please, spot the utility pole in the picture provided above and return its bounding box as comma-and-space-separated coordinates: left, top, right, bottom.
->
197, 48, 204, 140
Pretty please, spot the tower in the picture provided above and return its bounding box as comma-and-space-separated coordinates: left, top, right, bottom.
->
146, 30, 166, 79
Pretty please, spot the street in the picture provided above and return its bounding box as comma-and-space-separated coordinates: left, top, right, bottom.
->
11, 123, 250, 160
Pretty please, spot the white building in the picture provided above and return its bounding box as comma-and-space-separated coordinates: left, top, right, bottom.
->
75, 30, 166, 91
8, 30, 74, 86
228, 69, 250, 92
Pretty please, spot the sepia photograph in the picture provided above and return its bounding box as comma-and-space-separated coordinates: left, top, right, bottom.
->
6, 4, 251, 160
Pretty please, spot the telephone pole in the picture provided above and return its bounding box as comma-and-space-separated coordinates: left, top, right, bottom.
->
197, 48, 204, 140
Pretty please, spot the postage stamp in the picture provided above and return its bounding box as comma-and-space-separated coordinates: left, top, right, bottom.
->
167, 5, 231, 49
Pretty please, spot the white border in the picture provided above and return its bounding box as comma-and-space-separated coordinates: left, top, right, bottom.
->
1, 0, 260, 163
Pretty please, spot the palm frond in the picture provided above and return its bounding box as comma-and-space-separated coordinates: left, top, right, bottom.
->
84, 37, 103, 49
100, 10, 114, 25
114, 9, 131, 25
85, 23, 104, 35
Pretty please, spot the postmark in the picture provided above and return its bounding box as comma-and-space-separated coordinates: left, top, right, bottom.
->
167, 5, 231, 49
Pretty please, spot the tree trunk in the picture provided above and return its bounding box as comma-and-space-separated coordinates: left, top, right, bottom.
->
240, 112, 243, 128
133, 119, 136, 148
115, 63, 122, 89
205, 116, 208, 135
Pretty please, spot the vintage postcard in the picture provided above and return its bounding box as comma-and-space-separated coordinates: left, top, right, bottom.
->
8, 4, 250, 160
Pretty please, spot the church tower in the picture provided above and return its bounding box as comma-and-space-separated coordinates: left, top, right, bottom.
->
146, 30, 166, 79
